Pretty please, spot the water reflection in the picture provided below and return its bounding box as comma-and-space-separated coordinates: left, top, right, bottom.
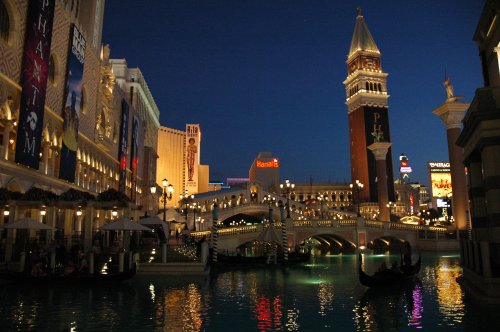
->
354, 281, 423, 331
2, 253, 499, 331
434, 256, 464, 326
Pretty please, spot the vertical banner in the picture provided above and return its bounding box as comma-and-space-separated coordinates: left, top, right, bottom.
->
15, 0, 55, 169
59, 24, 86, 182
130, 115, 139, 201
185, 124, 201, 194
118, 100, 129, 195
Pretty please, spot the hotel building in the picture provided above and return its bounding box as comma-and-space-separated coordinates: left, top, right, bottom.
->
0, 0, 160, 247
156, 124, 209, 207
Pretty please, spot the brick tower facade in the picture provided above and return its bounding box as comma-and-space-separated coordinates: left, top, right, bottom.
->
343, 8, 395, 203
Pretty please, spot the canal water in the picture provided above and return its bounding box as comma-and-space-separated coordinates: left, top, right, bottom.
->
1, 252, 499, 331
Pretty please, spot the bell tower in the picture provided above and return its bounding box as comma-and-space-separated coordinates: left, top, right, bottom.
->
343, 7, 395, 203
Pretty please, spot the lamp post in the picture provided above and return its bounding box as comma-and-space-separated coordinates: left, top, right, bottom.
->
147, 184, 158, 217
161, 179, 174, 222
350, 180, 364, 217
190, 202, 200, 231
386, 201, 395, 222
263, 194, 276, 222
317, 193, 328, 219
180, 191, 194, 228
280, 179, 295, 218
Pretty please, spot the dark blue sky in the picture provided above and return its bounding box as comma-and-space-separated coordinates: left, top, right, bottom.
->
103, 0, 484, 186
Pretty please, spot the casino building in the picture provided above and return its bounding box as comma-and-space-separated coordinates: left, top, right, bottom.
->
156, 124, 210, 207
0, 1, 160, 248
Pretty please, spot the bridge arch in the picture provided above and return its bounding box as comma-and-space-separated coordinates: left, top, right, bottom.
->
368, 236, 407, 253
303, 233, 356, 254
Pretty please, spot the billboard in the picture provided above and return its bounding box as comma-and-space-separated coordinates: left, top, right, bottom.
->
429, 162, 452, 198
130, 115, 139, 200
15, 0, 56, 169
118, 100, 129, 194
59, 24, 86, 182
185, 124, 201, 194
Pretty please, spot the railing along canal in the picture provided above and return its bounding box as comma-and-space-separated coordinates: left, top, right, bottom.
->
190, 218, 457, 240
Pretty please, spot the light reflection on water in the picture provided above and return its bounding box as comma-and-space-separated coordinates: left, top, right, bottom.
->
1, 252, 500, 331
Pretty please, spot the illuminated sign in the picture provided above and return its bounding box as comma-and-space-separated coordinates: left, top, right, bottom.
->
185, 124, 201, 194
15, 0, 55, 169
430, 171, 452, 198
400, 167, 412, 173
256, 159, 279, 168
429, 162, 450, 170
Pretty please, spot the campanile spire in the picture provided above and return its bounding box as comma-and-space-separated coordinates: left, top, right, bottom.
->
343, 8, 395, 207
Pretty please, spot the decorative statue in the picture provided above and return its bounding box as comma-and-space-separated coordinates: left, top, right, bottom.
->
444, 77, 455, 99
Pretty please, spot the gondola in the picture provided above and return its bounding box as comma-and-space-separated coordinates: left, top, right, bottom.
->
358, 254, 421, 288
0, 264, 137, 285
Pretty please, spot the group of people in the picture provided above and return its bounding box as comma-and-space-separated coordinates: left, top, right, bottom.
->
28, 239, 93, 277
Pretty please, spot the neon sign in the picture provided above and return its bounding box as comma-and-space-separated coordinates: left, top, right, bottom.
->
256, 159, 279, 168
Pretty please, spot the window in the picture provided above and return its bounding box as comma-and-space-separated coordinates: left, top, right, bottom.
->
0, 1, 9, 42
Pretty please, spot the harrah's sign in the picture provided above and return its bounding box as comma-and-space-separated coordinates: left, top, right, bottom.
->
256, 159, 279, 168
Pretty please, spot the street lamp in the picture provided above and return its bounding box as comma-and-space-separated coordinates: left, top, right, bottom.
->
350, 180, 364, 217
317, 193, 328, 219
161, 178, 174, 222
180, 191, 194, 226
387, 201, 396, 222
190, 202, 200, 231
147, 184, 157, 217
280, 179, 295, 218
263, 194, 276, 223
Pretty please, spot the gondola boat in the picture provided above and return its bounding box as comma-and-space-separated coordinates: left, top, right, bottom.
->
358, 254, 421, 288
0, 265, 137, 285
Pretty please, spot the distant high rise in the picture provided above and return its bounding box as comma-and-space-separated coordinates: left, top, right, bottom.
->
343, 7, 395, 202
249, 152, 280, 192
399, 153, 412, 184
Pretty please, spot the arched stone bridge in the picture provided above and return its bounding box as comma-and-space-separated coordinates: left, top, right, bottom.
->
191, 218, 460, 253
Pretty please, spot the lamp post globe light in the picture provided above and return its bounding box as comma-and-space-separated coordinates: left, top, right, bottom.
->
280, 179, 295, 218
161, 178, 174, 222
317, 193, 328, 219
180, 191, 195, 227
350, 180, 364, 217
386, 201, 396, 222
190, 202, 200, 231
147, 184, 157, 217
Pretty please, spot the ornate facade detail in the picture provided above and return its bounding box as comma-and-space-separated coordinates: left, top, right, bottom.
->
97, 44, 114, 143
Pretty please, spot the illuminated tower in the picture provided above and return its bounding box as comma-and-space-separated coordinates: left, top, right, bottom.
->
399, 153, 412, 184
343, 7, 395, 203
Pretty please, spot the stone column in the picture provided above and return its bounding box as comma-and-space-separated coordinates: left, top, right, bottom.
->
42, 141, 50, 175
433, 100, 469, 230
84, 207, 94, 253
1, 119, 12, 160
50, 146, 59, 177
367, 142, 392, 222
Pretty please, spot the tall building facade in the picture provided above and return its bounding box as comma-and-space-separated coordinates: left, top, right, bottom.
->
156, 124, 209, 207
457, 0, 500, 299
248, 152, 280, 192
0, 0, 163, 251
343, 8, 395, 203
109, 59, 161, 210
156, 126, 185, 207
0, 0, 159, 204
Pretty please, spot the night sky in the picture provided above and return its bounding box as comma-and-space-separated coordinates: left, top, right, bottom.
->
103, 0, 484, 186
